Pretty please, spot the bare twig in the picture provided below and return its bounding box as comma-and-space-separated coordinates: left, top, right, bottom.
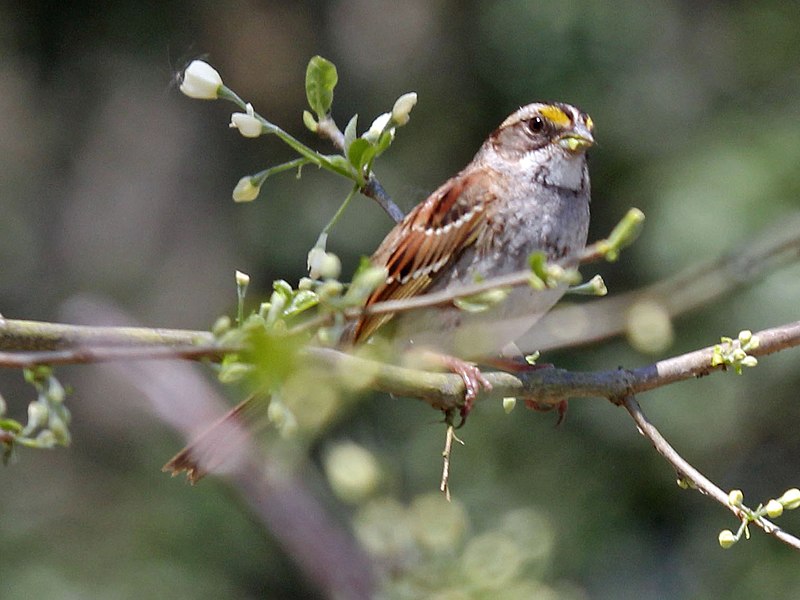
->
0, 344, 231, 368
440, 424, 463, 502
622, 395, 800, 551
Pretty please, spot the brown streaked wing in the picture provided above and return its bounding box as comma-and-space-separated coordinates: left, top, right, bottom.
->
351, 168, 492, 343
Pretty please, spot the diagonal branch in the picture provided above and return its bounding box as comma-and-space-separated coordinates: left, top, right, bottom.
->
622, 395, 800, 551
526, 211, 800, 352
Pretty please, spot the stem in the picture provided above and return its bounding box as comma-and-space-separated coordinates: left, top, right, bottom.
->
322, 185, 359, 236
252, 158, 311, 186
219, 86, 360, 184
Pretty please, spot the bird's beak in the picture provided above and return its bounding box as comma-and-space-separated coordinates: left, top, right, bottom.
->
558, 123, 594, 153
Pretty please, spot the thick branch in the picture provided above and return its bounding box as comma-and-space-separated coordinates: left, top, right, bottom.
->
2, 319, 798, 412
0, 316, 213, 352
303, 320, 800, 411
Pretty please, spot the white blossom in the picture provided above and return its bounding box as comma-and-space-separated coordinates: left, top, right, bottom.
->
180, 60, 223, 100
391, 92, 418, 126
232, 176, 260, 202
230, 103, 263, 138
363, 112, 393, 143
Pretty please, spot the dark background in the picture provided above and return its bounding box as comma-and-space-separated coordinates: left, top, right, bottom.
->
2, 1, 800, 598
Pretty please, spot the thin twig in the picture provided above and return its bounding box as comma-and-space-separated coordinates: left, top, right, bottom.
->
0, 344, 233, 368
526, 211, 800, 352
440, 424, 463, 502
621, 395, 800, 551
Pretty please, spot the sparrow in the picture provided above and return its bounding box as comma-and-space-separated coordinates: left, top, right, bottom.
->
165, 102, 594, 481
346, 102, 594, 419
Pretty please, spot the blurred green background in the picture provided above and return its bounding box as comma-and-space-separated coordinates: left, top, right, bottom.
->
2, 1, 800, 598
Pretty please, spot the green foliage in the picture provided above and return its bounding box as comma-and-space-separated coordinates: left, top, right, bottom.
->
305, 55, 338, 119
711, 330, 760, 374
719, 488, 800, 548
1, 366, 71, 463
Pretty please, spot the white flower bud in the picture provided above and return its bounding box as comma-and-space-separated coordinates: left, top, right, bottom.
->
307, 247, 341, 280
235, 270, 251, 287
363, 112, 393, 143
391, 92, 417, 126
779, 488, 800, 510
718, 529, 737, 549
230, 103, 263, 138
728, 489, 744, 507
740, 356, 758, 368
35, 430, 57, 448
232, 176, 260, 202
502, 397, 517, 414
180, 60, 223, 100
27, 402, 48, 430
47, 377, 65, 404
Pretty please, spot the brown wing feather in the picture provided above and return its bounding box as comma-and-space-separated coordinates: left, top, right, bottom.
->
351, 167, 493, 343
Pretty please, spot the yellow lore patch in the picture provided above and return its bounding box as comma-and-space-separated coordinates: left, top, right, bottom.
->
538, 105, 571, 128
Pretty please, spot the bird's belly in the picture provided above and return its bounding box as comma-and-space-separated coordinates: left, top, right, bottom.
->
392, 285, 566, 359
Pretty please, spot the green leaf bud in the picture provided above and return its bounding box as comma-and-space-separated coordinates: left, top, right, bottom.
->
779, 488, 800, 510
765, 499, 783, 518
728, 489, 744, 507
232, 176, 261, 202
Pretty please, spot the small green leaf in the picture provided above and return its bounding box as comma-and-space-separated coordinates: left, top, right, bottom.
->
273, 279, 294, 300
603, 207, 645, 262
302, 110, 318, 132
305, 56, 338, 118
347, 138, 377, 171
374, 130, 394, 157
343, 114, 358, 152
321, 154, 356, 177
528, 251, 548, 278
454, 288, 510, 313
0, 418, 23, 434
284, 290, 319, 317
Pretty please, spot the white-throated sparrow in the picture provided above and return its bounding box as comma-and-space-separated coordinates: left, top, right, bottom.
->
165, 102, 594, 480
347, 102, 594, 417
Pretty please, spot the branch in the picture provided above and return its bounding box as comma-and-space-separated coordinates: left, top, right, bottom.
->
0, 316, 213, 351
622, 395, 800, 551
2, 319, 798, 412
0, 344, 230, 368
316, 116, 404, 223
303, 320, 800, 411
526, 211, 800, 352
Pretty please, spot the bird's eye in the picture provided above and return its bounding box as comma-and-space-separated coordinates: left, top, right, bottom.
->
527, 116, 546, 134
